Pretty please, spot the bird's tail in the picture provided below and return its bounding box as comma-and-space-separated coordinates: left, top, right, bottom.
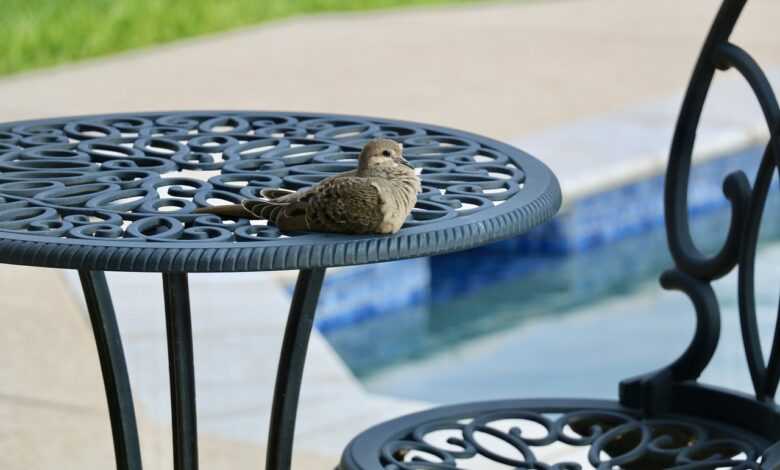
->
193, 204, 254, 218
194, 188, 298, 220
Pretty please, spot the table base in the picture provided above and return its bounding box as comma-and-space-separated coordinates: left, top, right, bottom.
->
79, 268, 326, 470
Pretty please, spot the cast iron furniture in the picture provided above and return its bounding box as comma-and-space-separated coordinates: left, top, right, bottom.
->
339, 0, 780, 469
0, 111, 560, 470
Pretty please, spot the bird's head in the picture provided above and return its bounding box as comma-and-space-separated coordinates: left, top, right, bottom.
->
357, 139, 413, 171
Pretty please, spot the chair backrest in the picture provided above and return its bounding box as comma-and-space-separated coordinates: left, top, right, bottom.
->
619, 0, 780, 441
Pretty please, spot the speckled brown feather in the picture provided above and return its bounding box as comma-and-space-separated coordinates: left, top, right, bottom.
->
195, 139, 420, 234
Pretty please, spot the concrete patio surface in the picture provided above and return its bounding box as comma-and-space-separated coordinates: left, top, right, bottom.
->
0, 265, 336, 469
2, 0, 780, 468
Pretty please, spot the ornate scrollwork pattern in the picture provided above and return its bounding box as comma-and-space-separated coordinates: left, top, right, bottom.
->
0, 112, 531, 247
658, 0, 780, 403
350, 403, 766, 469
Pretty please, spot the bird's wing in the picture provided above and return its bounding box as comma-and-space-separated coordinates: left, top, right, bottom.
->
251, 169, 359, 205
240, 170, 380, 233
272, 176, 383, 234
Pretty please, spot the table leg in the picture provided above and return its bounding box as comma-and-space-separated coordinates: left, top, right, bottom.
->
266, 268, 327, 470
162, 272, 198, 470
79, 271, 143, 470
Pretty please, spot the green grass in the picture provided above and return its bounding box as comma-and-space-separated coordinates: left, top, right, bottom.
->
0, 0, 480, 77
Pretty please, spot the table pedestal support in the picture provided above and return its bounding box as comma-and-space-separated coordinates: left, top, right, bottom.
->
266, 268, 327, 470
79, 271, 143, 470
162, 273, 198, 470
80, 268, 326, 470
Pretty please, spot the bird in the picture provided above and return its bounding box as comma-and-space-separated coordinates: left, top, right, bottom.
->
195, 139, 420, 235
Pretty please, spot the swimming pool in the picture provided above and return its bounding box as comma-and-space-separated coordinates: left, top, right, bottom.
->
325, 170, 780, 404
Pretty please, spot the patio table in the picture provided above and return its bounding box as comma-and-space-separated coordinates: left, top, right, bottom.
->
0, 111, 561, 470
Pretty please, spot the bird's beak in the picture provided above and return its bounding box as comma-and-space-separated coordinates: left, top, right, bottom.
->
400, 157, 414, 169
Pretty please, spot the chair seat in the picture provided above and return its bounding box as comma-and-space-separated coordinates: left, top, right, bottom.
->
339, 398, 775, 469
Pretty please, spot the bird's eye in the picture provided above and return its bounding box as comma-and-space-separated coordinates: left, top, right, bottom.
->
382, 150, 392, 157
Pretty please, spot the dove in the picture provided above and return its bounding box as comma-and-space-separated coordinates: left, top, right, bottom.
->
195, 139, 420, 235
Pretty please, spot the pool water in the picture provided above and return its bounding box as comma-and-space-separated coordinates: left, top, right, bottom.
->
326, 190, 780, 405
364, 245, 779, 403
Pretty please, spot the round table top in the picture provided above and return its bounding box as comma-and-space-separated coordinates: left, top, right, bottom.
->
0, 111, 560, 272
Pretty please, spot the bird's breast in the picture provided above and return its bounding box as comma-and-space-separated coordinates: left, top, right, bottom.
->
377, 177, 419, 233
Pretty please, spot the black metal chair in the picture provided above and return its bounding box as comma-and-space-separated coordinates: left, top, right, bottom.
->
339, 0, 780, 468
